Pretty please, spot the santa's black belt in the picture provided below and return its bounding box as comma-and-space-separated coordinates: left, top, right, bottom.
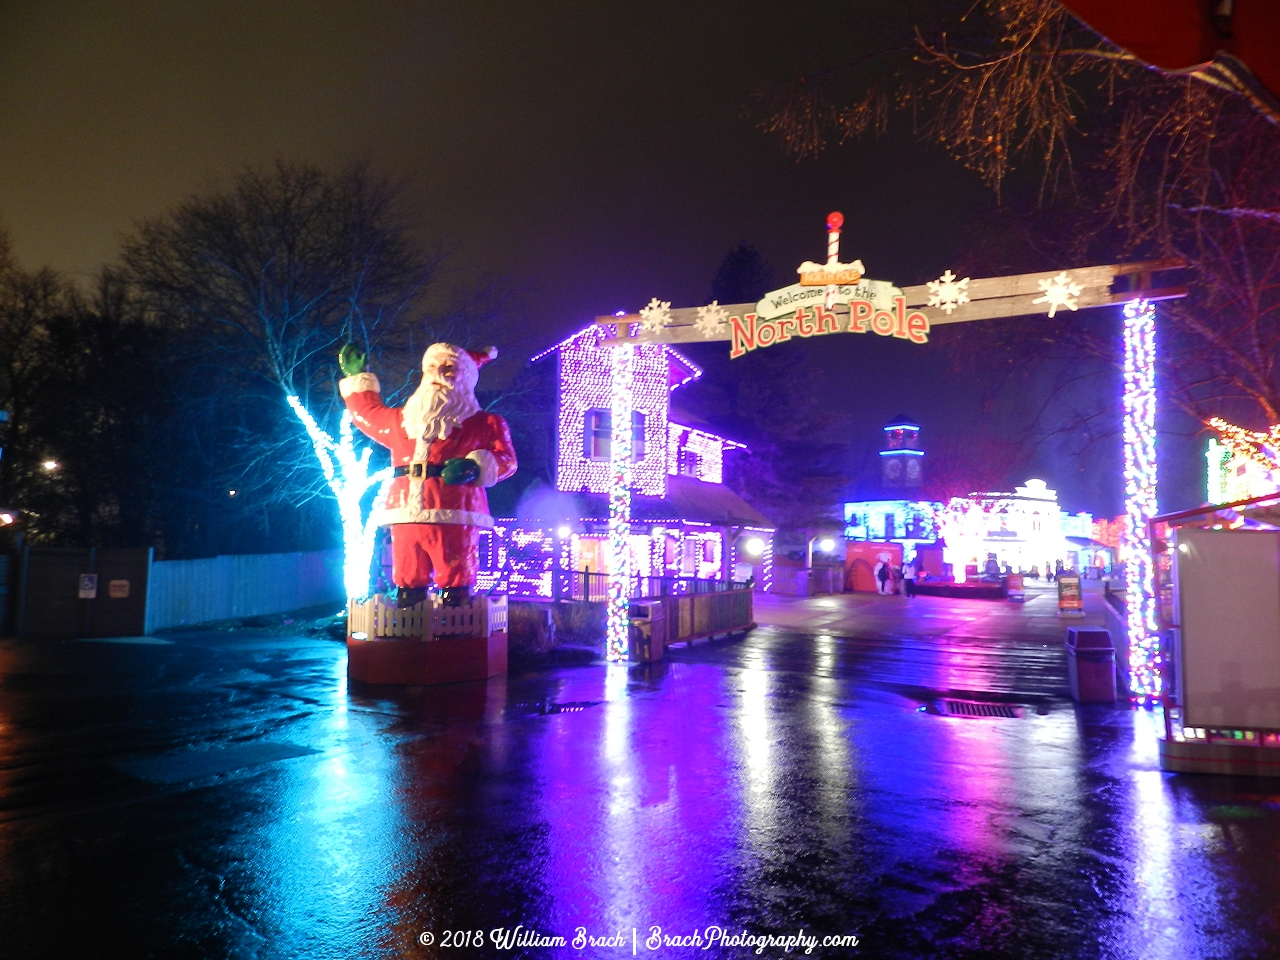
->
393, 463, 445, 478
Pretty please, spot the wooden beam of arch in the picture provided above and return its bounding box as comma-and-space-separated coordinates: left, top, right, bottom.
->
596, 259, 1186, 347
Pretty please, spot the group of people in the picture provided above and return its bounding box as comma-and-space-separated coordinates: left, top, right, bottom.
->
1026, 560, 1066, 582
872, 557, 922, 598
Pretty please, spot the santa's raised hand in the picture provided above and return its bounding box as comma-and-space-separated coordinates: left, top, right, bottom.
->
338, 343, 367, 378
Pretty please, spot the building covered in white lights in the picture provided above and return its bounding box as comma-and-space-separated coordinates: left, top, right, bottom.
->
477, 327, 775, 598
939, 479, 1104, 579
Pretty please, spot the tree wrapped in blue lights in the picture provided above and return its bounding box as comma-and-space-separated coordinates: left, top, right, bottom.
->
121, 161, 441, 595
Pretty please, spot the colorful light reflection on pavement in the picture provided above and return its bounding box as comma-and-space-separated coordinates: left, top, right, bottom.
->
0, 619, 1277, 959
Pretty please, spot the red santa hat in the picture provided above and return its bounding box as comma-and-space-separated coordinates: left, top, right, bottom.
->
466, 346, 498, 368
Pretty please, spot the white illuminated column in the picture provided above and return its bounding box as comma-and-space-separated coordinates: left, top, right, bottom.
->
1122, 298, 1160, 704
606, 342, 635, 661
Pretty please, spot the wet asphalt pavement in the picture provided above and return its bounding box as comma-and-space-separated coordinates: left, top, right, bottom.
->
2, 585, 1280, 959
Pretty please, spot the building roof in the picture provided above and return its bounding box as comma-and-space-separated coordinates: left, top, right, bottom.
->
531, 324, 702, 392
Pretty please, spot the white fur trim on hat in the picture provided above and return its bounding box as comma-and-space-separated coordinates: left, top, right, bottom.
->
467, 346, 498, 367
466, 449, 499, 487
339, 372, 380, 398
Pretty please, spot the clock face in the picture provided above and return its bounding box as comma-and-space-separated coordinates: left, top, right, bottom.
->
885, 459, 903, 480
906, 459, 922, 478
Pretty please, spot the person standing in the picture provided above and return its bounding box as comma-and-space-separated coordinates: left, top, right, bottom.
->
903, 558, 917, 598
876, 558, 891, 595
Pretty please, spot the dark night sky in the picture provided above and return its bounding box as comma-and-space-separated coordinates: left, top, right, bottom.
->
0, 1, 1203, 516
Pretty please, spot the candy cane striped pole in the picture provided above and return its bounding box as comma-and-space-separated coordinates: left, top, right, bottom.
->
825, 211, 843, 309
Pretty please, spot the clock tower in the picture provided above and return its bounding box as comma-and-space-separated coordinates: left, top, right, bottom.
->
881, 416, 924, 488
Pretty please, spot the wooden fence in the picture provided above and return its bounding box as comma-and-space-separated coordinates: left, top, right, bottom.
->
631, 583, 754, 653
145, 549, 344, 632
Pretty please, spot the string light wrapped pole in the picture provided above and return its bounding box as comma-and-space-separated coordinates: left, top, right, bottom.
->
1121, 298, 1161, 704
606, 338, 635, 661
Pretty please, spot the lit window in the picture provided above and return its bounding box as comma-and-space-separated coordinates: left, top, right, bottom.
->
584, 409, 610, 459
633, 412, 646, 461
583, 409, 646, 461
678, 448, 700, 478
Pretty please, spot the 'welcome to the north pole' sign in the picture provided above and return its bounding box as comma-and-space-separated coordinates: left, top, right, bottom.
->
595, 212, 1186, 358
729, 291, 930, 358
755, 278, 901, 319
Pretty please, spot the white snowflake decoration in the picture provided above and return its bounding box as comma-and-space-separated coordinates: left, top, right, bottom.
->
638, 297, 672, 333
926, 269, 970, 315
1032, 272, 1083, 318
693, 300, 729, 338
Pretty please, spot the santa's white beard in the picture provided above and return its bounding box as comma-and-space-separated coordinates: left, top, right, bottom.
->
401, 379, 481, 441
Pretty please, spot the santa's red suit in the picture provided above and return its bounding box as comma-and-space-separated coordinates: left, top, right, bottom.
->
339, 345, 516, 590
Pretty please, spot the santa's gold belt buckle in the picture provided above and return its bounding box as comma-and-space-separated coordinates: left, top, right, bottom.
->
411, 462, 426, 478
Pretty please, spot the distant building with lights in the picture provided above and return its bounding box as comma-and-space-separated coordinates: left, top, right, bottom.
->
843, 416, 943, 562
940, 480, 1106, 579
477, 327, 775, 598
842, 418, 1110, 583
1206, 419, 1280, 504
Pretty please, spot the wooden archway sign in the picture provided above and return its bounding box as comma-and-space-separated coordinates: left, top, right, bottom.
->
591, 213, 1185, 708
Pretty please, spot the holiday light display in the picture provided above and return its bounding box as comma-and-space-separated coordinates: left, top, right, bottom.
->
935, 498, 987, 583
555, 328, 681, 496
843, 499, 938, 547
933, 481, 1100, 580
606, 342, 634, 661
666, 424, 745, 485
287, 397, 392, 598
1205, 418, 1280, 503
1122, 298, 1161, 704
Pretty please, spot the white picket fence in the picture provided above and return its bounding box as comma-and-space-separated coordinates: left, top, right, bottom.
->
145, 549, 344, 632
347, 594, 507, 640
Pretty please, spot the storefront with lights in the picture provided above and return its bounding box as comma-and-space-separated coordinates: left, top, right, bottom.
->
476, 327, 775, 599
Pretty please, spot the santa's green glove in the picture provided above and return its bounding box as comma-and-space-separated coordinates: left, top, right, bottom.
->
338, 343, 367, 378
440, 458, 481, 485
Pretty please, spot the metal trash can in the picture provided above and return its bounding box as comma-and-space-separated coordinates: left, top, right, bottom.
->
629, 601, 665, 662
1065, 627, 1116, 703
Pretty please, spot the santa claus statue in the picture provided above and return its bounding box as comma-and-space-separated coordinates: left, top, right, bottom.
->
338, 341, 517, 607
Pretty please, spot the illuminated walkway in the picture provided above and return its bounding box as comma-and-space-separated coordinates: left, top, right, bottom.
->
0, 592, 1273, 959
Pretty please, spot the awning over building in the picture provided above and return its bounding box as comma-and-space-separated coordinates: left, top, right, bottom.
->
568, 475, 775, 530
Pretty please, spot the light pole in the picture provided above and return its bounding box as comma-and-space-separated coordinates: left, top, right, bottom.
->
807, 535, 836, 570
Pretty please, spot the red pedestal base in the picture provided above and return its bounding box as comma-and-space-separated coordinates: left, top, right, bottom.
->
346, 631, 508, 685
